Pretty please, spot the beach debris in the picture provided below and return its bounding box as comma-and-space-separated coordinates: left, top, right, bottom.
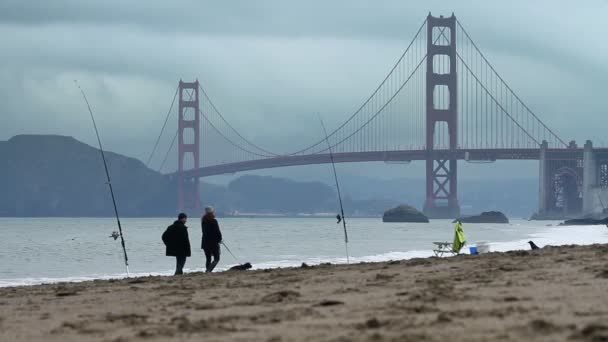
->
315, 299, 344, 307
502, 296, 520, 302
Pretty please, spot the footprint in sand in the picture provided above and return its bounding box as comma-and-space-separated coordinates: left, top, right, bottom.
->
261, 290, 301, 304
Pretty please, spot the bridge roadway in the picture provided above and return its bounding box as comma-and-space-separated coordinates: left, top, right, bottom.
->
172, 148, 601, 179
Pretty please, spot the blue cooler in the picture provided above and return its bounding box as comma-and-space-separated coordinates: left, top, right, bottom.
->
469, 246, 478, 255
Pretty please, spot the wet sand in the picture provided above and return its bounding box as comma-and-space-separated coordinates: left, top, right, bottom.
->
1, 244, 608, 341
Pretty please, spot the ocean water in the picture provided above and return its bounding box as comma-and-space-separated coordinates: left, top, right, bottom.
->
1, 217, 607, 287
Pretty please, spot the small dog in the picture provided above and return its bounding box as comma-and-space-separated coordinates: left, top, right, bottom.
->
228, 262, 252, 271
528, 241, 540, 250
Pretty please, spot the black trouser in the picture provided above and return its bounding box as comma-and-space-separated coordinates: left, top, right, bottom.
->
175, 255, 187, 275
203, 244, 220, 273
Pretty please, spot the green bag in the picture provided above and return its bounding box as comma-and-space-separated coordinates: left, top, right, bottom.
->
452, 221, 466, 253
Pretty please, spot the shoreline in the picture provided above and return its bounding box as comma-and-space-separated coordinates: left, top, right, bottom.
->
2, 244, 608, 341
0, 226, 602, 289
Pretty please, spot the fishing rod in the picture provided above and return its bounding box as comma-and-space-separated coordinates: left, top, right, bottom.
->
74, 80, 130, 276
319, 116, 350, 264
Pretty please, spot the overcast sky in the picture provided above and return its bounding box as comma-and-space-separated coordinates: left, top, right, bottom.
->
1, 0, 606, 182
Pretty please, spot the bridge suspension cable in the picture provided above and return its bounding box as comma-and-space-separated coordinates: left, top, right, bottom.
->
146, 85, 178, 167
312, 54, 427, 154
285, 18, 429, 156
198, 83, 280, 157
199, 106, 278, 158
455, 20, 567, 148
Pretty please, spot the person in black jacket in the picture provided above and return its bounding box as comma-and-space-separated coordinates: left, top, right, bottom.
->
201, 206, 222, 273
162, 213, 192, 275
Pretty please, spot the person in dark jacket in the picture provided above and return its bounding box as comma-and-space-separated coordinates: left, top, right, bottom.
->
162, 213, 192, 275
201, 206, 222, 273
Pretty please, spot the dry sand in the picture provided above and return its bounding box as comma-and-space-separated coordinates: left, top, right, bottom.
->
1, 244, 608, 341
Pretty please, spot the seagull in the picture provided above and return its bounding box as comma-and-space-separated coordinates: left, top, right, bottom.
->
528, 240, 540, 250
109, 231, 120, 240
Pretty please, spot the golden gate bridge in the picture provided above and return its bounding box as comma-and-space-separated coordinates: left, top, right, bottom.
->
146, 13, 608, 219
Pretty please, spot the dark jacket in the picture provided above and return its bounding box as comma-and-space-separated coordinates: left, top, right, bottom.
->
162, 220, 191, 257
201, 214, 222, 249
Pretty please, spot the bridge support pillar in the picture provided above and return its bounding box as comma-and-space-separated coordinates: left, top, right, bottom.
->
582, 140, 598, 215
538, 140, 548, 215
177, 80, 201, 213
423, 13, 460, 219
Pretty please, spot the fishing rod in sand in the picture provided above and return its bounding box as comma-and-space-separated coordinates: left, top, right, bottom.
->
74, 80, 130, 277
319, 116, 350, 264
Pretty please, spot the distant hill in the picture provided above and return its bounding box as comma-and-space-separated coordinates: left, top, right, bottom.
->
0, 135, 384, 217
0, 135, 175, 217
0, 135, 538, 217
200, 175, 399, 216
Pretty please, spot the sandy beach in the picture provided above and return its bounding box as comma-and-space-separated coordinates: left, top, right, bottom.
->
1, 244, 608, 341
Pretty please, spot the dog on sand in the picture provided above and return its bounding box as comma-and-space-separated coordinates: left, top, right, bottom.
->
228, 262, 252, 271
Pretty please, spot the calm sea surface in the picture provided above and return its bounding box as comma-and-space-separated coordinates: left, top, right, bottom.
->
1, 217, 607, 286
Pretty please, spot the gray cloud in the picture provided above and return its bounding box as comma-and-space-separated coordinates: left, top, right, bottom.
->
1, 0, 607, 181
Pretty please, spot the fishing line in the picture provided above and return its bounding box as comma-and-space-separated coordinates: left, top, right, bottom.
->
319, 116, 350, 264
74, 80, 130, 276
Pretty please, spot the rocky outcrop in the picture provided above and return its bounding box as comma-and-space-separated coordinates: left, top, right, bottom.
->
382, 205, 429, 223
454, 211, 509, 224
559, 217, 608, 226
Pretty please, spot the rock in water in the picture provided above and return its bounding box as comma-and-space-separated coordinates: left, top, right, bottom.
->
560, 217, 608, 226
382, 205, 429, 223
454, 211, 509, 224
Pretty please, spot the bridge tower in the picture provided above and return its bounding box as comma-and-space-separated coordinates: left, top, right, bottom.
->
177, 80, 201, 213
423, 13, 460, 219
